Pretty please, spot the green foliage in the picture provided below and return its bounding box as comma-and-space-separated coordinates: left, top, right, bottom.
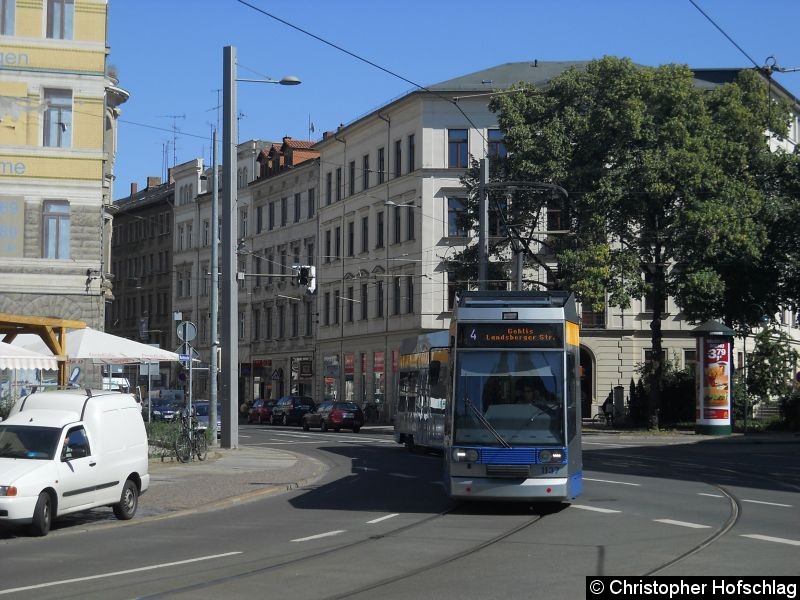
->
630, 355, 695, 427
779, 390, 800, 431
747, 327, 800, 400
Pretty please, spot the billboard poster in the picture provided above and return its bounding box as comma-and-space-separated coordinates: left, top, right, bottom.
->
697, 337, 731, 429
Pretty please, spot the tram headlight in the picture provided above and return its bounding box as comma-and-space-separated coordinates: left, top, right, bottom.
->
538, 449, 564, 464
452, 448, 479, 463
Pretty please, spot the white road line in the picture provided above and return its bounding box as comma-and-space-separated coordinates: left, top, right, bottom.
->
584, 477, 641, 487
388, 473, 416, 479
582, 442, 628, 448
654, 519, 711, 529
570, 504, 621, 514
741, 534, 800, 546
291, 530, 346, 543
0, 552, 242, 596
698, 493, 724, 498
367, 513, 399, 524
741, 499, 793, 508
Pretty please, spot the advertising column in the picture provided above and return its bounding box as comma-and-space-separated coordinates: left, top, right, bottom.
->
692, 321, 735, 435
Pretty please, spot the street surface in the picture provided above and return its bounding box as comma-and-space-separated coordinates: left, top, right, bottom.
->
0, 426, 797, 599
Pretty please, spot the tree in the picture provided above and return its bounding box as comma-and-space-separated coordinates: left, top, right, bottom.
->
747, 327, 799, 401
451, 57, 799, 427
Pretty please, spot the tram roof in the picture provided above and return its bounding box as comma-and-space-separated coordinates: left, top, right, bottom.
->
456, 291, 579, 322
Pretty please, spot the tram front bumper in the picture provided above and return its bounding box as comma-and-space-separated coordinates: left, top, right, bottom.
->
449, 472, 582, 502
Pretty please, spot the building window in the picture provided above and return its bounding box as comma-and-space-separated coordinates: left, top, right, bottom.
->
362, 154, 370, 190
304, 301, 313, 336
581, 303, 606, 329
408, 134, 415, 172
684, 349, 697, 371
239, 210, 247, 237
644, 271, 667, 313
346, 286, 354, 322
393, 277, 401, 315
325, 230, 331, 263
306, 242, 314, 266
376, 281, 384, 318
280, 197, 287, 226
334, 226, 341, 259
266, 307, 273, 339
448, 197, 467, 237
347, 221, 354, 257
335, 168, 342, 202
1, 0, 15, 35
253, 256, 261, 287
406, 203, 415, 240
268, 202, 275, 230
376, 211, 384, 248
238, 311, 245, 341
294, 193, 301, 223
307, 188, 315, 218
447, 272, 459, 310
324, 292, 330, 326
278, 305, 285, 339
448, 129, 468, 168
43, 89, 72, 148
42, 200, 70, 259
203, 219, 210, 246
394, 139, 402, 178
407, 276, 414, 314
377, 147, 385, 184
393, 205, 401, 244
267, 254, 274, 284
333, 292, 340, 325
361, 216, 369, 253
46, 0, 73, 40
291, 303, 299, 337
252, 309, 261, 341
349, 161, 356, 196
487, 128, 507, 158
326, 172, 332, 205
361, 284, 368, 320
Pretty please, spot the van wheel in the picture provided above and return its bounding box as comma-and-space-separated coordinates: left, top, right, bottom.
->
30, 492, 52, 537
113, 480, 139, 520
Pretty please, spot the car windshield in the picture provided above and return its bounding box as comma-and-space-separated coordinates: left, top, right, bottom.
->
194, 403, 209, 416
0, 425, 62, 460
335, 403, 360, 411
454, 350, 565, 446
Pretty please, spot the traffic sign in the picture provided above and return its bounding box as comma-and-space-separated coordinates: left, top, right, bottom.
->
179, 354, 190, 362
177, 321, 197, 343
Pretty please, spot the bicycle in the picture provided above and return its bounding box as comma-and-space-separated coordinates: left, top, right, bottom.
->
174, 408, 208, 463
591, 408, 615, 427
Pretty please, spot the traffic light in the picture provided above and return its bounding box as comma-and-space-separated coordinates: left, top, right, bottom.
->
298, 266, 310, 286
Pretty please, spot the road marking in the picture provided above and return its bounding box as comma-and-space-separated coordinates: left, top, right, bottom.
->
741, 499, 793, 508
654, 519, 711, 529
570, 504, 621, 514
291, 530, 346, 542
741, 534, 800, 546
367, 513, 399, 524
584, 477, 641, 487
0, 552, 242, 596
698, 493, 725, 498
389, 473, 416, 479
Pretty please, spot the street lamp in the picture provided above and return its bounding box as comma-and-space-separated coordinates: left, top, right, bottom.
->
221, 45, 301, 449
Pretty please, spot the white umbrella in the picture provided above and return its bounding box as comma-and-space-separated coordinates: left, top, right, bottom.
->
12, 327, 181, 364
0, 340, 59, 370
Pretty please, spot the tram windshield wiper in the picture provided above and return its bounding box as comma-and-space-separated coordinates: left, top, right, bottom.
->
465, 398, 511, 449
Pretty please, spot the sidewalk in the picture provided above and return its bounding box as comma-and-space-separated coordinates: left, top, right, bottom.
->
139, 424, 395, 519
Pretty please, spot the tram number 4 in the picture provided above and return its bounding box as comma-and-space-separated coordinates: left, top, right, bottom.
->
470, 328, 477, 341
541, 466, 560, 474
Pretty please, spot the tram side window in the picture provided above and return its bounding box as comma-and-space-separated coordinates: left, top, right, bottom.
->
398, 372, 412, 413
567, 352, 577, 442
407, 372, 419, 413
429, 361, 448, 415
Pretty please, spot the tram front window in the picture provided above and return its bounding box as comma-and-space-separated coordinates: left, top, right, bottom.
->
454, 351, 564, 446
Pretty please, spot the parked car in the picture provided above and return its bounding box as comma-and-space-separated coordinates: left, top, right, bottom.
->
150, 400, 179, 422
270, 395, 316, 426
248, 399, 276, 424
192, 400, 221, 438
302, 401, 364, 433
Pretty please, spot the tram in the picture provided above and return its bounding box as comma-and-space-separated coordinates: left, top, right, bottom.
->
394, 330, 449, 452
445, 291, 582, 502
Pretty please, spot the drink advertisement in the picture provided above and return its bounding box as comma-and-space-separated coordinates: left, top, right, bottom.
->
698, 337, 731, 426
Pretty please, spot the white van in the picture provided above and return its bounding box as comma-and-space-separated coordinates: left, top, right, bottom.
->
0, 389, 150, 536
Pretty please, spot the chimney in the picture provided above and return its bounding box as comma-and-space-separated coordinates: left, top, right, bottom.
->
130, 182, 138, 196
146, 176, 161, 188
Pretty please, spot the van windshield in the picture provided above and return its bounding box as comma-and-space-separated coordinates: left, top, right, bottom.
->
0, 425, 62, 460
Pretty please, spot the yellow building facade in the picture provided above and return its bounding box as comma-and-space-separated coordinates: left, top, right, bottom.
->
0, 0, 126, 327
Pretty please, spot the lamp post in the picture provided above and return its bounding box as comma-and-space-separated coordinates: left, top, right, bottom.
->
221, 45, 300, 449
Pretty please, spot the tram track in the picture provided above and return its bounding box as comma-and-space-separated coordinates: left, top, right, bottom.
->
138, 503, 553, 600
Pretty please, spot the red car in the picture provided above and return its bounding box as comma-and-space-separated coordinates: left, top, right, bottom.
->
302, 401, 364, 433
248, 399, 276, 424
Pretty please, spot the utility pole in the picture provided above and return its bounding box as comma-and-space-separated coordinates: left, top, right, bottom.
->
221, 46, 238, 449
209, 128, 219, 447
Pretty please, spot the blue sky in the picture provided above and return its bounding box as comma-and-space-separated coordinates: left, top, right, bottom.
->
108, 0, 800, 199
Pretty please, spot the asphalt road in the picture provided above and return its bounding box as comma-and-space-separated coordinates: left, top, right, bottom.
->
0, 427, 797, 599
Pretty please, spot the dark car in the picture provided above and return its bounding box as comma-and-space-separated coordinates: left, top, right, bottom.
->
248, 398, 276, 424
193, 400, 222, 438
302, 401, 364, 433
270, 395, 316, 426
151, 400, 179, 422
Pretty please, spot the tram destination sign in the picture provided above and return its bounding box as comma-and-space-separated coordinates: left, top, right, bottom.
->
458, 323, 563, 348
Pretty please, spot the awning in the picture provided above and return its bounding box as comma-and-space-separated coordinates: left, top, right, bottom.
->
0, 341, 59, 371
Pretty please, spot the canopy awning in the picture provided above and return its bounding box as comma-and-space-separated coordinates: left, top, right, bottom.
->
0, 341, 59, 371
